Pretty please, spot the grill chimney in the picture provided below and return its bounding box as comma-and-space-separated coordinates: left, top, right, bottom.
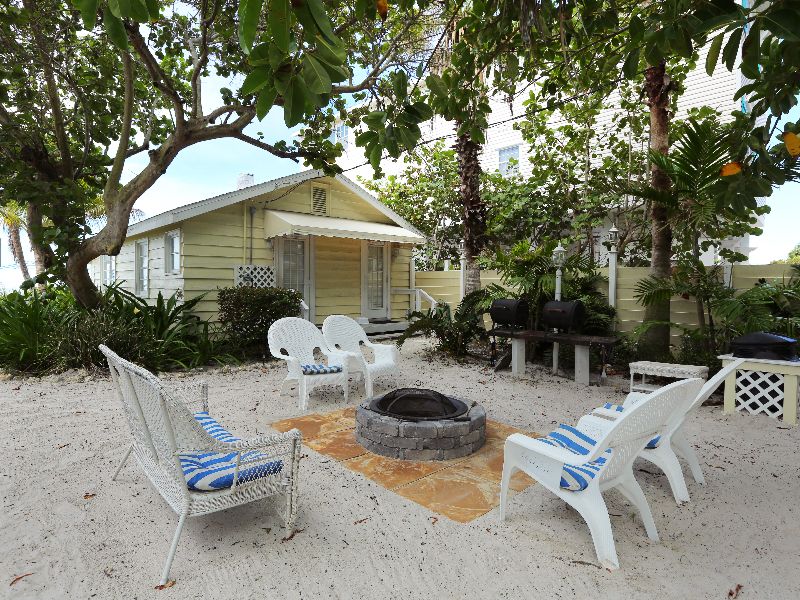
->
237, 173, 255, 189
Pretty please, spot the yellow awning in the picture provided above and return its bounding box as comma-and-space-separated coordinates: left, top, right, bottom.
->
264, 209, 424, 244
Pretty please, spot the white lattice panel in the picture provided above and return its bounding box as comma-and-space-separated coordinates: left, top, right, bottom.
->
234, 265, 276, 288
735, 369, 785, 419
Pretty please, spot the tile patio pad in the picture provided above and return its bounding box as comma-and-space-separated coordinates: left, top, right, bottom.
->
271, 407, 538, 523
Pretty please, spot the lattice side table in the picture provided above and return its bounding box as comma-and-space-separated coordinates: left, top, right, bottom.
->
719, 354, 800, 425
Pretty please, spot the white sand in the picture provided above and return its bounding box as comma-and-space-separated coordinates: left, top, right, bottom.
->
1, 337, 799, 599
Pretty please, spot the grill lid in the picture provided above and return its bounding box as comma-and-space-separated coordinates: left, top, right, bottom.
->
730, 331, 798, 361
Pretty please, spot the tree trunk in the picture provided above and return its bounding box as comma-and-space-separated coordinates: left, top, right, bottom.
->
454, 131, 486, 295
7, 225, 31, 281
25, 202, 55, 277
641, 61, 674, 358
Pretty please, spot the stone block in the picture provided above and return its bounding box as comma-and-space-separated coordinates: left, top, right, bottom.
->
441, 444, 474, 460
369, 417, 399, 436
400, 421, 438, 438
459, 430, 483, 445
402, 448, 439, 461
438, 421, 470, 437
421, 436, 455, 450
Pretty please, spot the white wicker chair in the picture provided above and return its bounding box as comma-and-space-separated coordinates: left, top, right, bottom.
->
322, 315, 400, 398
583, 358, 746, 503
267, 317, 351, 411
500, 378, 703, 570
100, 345, 302, 587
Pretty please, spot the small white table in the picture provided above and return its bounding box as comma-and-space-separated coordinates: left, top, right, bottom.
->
629, 361, 709, 393
719, 354, 800, 425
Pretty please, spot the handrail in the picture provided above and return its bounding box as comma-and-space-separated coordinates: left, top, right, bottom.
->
299, 299, 310, 320
391, 287, 438, 311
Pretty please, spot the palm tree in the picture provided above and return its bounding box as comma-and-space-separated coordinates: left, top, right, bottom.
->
0, 201, 31, 280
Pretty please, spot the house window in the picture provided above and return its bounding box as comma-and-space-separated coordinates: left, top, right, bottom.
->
165, 230, 181, 274
135, 239, 148, 295
330, 124, 349, 151
102, 255, 116, 286
498, 145, 520, 176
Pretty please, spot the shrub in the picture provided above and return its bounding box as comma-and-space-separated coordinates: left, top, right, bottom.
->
0, 284, 232, 374
217, 286, 303, 358
397, 289, 490, 357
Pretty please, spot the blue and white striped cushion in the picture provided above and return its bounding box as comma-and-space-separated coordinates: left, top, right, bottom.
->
537, 424, 611, 492
178, 412, 282, 492
301, 364, 343, 375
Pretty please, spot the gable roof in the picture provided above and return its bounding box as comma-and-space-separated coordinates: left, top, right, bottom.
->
126, 170, 422, 238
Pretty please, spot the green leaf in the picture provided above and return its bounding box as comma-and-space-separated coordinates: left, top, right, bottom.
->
763, 10, 800, 42
238, 0, 264, 54
103, 10, 128, 49
622, 48, 640, 79
629, 14, 645, 40
319, 61, 349, 83
425, 74, 448, 98
129, 0, 150, 21
108, 0, 131, 19
722, 27, 743, 71
670, 27, 693, 58
269, 0, 291, 53
283, 76, 309, 127
241, 67, 272, 95
392, 70, 408, 101
268, 43, 287, 70
741, 20, 761, 78
144, 0, 159, 20
368, 143, 382, 170
256, 86, 278, 120
302, 54, 331, 94
705, 32, 724, 76
408, 101, 433, 121
305, 0, 338, 45
314, 35, 346, 66
72, 0, 99, 29
363, 110, 387, 128
249, 43, 271, 66
355, 130, 378, 147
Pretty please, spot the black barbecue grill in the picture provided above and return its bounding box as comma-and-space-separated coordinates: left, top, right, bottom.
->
730, 332, 798, 361
489, 299, 529, 329
541, 300, 586, 333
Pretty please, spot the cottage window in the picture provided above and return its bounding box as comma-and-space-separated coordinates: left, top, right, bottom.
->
135, 239, 149, 295
165, 231, 181, 274
102, 255, 116, 286
498, 145, 520, 176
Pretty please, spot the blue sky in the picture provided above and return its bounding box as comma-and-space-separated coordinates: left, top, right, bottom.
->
1, 92, 798, 291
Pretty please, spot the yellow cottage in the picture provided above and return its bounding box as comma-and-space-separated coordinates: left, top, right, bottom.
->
88, 170, 424, 334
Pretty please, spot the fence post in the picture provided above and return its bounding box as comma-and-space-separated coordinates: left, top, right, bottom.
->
459, 255, 466, 301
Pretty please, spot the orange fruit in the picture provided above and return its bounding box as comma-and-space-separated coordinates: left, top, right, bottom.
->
784, 132, 800, 157
720, 161, 742, 177
376, 0, 388, 21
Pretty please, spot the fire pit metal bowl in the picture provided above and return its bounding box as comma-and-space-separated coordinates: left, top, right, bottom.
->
356, 388, 486, 461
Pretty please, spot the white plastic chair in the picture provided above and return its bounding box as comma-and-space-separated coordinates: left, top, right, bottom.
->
500, 378, 702, 570
322, 314, 400, 397
267, 317, 351, 411
100, 345, 302, 586
583, 358, 746, 503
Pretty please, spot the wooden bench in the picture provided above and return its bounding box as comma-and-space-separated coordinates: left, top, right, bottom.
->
490, 328, 618, 385
628, 361, 709, 393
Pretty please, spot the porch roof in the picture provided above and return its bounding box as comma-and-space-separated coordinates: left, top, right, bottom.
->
263, 210, 424, 244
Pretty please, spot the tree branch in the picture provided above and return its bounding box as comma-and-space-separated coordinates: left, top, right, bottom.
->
126, 22, 186, 134
105, 51, 135, 199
